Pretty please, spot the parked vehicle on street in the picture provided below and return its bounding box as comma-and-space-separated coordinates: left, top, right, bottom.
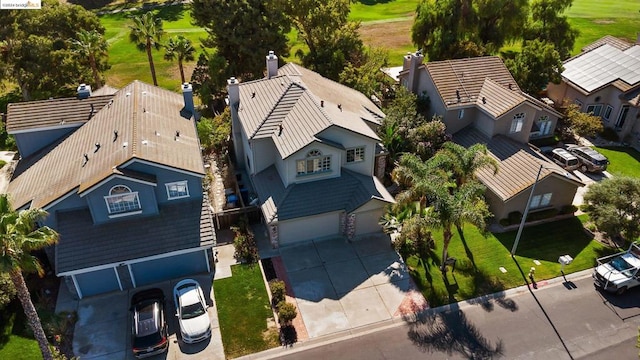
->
593, 242, 640, 295
550, 148, 580, 171
130, 288, 169, 358
173, 279, 211, 343
566, 145, 609, 173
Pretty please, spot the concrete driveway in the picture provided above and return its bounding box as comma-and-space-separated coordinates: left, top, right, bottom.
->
66, 274, 223, 360
276, 235, 427, 339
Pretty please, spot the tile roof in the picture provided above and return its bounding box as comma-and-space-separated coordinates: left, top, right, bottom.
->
252, 165, 394, 223
454, 127, 583, 201
581, 35, 633, 53
235, 63, 382, 159
6, 95, 114, 133
55, 197, 215, 274
7, 81, 205, 209
476, 78, 527, 118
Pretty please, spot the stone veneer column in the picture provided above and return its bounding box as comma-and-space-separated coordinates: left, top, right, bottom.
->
269, 224, 279, 248
375, 155, 387, 181
346, 214, 356, 240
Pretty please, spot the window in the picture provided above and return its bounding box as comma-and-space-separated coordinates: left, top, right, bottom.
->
529, 193, 552, 209
296, 150, 331, 175
166, 181, 189, 200
104, 185, 140, 214
346, 147, 365, 163
573, 99, 583, 109
458, 109, 465, 119
586, 104, 603, 116
603, 105, 613, 121
537, 116, 552, 135
615, 106, 629, 129
510, 113, 525, 133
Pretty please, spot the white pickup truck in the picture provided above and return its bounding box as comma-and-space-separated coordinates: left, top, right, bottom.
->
593, 242, 640, 295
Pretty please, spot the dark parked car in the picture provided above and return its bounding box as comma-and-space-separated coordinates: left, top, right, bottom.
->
566, 145, 609, 173
130, 288, 169, 358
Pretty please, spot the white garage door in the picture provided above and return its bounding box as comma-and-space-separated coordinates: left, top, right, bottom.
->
354, 208, 385, 236
278, 212, 340, 245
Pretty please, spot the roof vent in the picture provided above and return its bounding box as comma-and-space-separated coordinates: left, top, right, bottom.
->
482, 97, 486, 104
320, 100, 324, 108
278, 124, 283, 136
337, 104, 342, 112
251, 92, 256, 98
508, 83, 512, 90
122, 142, 128, 148
176, 130, 180, 138
82, 153, 89, 167
89, 104, 95, 119
113, 130, 118, 142
155, 130, 159, 136
108, 99, 113, 108
94, 143, 101, 153
142, 139, 148, 145
456, 89, 461, 100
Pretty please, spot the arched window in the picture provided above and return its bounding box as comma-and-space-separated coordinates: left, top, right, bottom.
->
297, 149, 331, 176
104, 185, 141, 214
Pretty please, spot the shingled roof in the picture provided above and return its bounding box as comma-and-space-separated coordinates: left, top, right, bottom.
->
7, 81, 204, 209
235, 63, 382, 159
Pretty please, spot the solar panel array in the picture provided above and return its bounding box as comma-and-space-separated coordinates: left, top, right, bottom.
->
562, 44, 640, 92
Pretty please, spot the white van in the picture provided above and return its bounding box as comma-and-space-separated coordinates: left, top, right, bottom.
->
550, 148, 580, 171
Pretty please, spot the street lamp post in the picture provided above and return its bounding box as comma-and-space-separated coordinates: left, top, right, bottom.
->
511, 164, 544, 256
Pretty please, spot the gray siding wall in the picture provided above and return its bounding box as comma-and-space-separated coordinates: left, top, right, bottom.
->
85, 177, 159, 224
42, 193, 87, 228
318, 127, 377, 176
252, 138, 277, 174
14, 126, 80, 158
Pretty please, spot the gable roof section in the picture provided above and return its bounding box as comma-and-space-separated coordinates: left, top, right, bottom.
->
235, 63, 382, 159
6, 95, 115, 133
454, 127, 583, 202
7, 81, 204, 209
252, 165, 394, 223
562, 43, 640, 93
476, 78, 527, 118
581, 35, 633, 53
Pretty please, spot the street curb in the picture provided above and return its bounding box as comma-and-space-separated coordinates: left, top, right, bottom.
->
235, 268, 596, 360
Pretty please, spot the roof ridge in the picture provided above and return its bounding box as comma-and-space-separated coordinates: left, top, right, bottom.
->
131, 81, 139, 156
271, 182, 296, 222
250, 82, 305, 139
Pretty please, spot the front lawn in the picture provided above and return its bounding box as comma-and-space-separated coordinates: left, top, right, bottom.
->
407, 215, 616, 307
0, 302, 40, 360
594, 146, 640, 178
214, 264, 279, 359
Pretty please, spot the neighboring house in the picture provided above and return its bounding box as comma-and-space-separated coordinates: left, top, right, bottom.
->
546, 35, 640, 149
399, 53, 583, 222
228, 52, 394, 247
6, 81, 215, 299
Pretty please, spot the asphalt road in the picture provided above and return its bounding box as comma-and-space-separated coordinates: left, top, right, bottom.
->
268, 276, 640, 360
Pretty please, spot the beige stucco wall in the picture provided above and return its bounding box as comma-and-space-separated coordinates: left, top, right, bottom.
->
284, 142, 342, 185
278, 211, 341, 245
317, 126, 378, 177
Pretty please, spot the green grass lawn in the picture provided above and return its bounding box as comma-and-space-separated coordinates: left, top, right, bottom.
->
213, 264, 279, 359
593, 146, 640, 178
0, 302, 40, 360
406, 215, 615, 307
350, 0, 418, 22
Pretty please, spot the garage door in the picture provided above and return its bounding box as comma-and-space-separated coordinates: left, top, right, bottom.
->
354, 208, 385, 236
278, 212, 340, 245
130, 250, 209, 287
75, 268, 120, 298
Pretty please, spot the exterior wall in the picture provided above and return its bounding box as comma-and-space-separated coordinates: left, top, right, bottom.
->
529, 109, 560, 140
278, 211, 341, 245
13, 126, 80, 158
351, 199, 387, 236
317, 126, 377, 176
122, 161, 203, 204
230, 107, 246, 171
442, 107, 475, 135
42, 193, 87, 228
284, 142, 342, 185
129, 249, 209, 286
473, 109, 497, 138
84, 177, 159, 224
252, 138, 278, 174
73, 268, 120, 298
492, 104, 538, 143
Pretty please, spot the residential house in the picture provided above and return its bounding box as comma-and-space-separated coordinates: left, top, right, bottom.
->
228, 52, 394, 247
546, 35, 640, 149
399, 53, 583, 221
6, 81, 215, 298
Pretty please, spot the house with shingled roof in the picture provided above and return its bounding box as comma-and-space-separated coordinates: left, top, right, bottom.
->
399, 53, 583, 223
228, 52, 394, 247
6, 81, 215, 299
546, 35, 640, 150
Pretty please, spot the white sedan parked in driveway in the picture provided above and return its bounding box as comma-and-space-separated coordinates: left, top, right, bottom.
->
173, 279, 211, 344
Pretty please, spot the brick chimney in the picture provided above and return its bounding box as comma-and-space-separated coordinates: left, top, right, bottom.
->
266, 51, 278, 79
77, 84, 92, 99
227, 77, 240, 107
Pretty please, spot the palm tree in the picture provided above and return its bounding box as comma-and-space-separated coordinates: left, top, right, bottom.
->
0, 194, 59, 360
164, 35, 195, 84
430, 142, 499, 187
69, 29, 109, 88
129, 12, 165, 86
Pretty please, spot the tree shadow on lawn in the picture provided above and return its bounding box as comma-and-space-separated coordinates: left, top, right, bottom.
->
357, 0, 393, 5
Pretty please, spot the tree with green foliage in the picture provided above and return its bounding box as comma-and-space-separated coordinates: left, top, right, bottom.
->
0, 194, 60, 360
0, 0, 106, 100
197, 107, 231, 153
582, 177, 640, 241
429, 142, 498, 187
69, 29, 110, 89
392, 215, 435, 259
190, 50, 230, 110
164, 35, 195, 84
339, 47, 392, 98
409, 119, 449, 161
0, 273, 16, 310
191, 0, 290, 81
563, 102, 604, 138
524, 0, 579, 59
129, 12, 165, 86
505, 39, 563, 95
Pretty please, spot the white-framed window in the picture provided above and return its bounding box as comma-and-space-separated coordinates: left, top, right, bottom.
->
346, 147, 365, 163
458, 109, 465, 119
603, 105, 613, 121
297, 150, 331, 176
510, 113, 525, 133
104, 185, 141, 214
586, 104, 603, 116
574, 99, 583, 109
529, 193, 552, 209
166, 181, 189, 200
616, 106, 629, 129
537, 115, 552, 135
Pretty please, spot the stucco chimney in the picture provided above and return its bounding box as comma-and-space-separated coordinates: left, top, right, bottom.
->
266, 51, 278, 79
77, 84, 92, 99
227, 77, 240, 107
406, 51, 424, 94
182, 83, 195, 117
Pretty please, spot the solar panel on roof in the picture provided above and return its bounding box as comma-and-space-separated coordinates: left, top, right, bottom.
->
563, 44, 640, 91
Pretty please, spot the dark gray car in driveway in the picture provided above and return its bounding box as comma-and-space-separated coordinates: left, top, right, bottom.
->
130, 288, 169, 358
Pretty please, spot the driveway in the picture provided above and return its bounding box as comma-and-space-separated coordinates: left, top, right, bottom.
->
66, 274, 223, 360
275, 234, 427, 339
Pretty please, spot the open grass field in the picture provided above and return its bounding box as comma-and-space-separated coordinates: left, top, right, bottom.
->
0, 302, 40, 360
594, 146, 640, 178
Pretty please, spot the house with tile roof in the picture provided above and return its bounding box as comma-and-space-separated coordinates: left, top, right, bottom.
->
399, 53, 583, 222
228, 52, 394, 247
546, 35, 640, 150
6, 81, 215, 298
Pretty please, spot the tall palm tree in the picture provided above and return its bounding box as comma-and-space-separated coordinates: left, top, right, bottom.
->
0, 194, 59, 360
69, 29, 109, 88
164, 35, 195, 84
129, 12, 165, 86
430, 142, 499, 187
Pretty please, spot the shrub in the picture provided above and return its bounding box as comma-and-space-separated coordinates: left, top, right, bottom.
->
559, 205, 578, 215
277, 301, 297, 324
232, 218, 259, 263
507, 211, 522, 225
269, 280, 286, 306
526, 208, 559, 222
0, 273, 16, 309
600, 127, 619, 142
0, 159, 6, 169
499, 218, 510, 227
